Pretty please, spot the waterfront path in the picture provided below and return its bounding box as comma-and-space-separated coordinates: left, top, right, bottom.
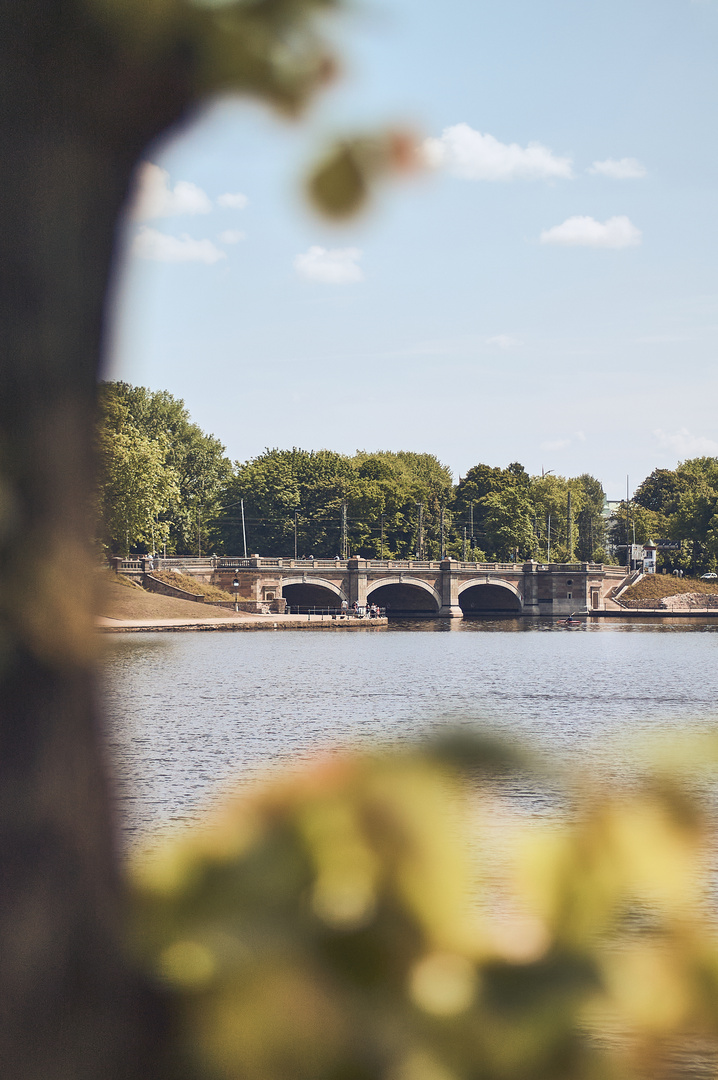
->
97, 613, 388, 632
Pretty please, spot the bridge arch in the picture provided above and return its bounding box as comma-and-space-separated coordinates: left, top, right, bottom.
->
458, 579, 522, 614
367, 577, 441, 615
280, 577, 346, 610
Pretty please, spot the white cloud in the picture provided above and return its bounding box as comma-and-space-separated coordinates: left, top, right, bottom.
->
589, 157, 646, 179
487, 334, 520, 351
539, 215, 641, 248
294, 246, 363, 284
423, 123, 573, 181
218, 230, 246, 245
217, 192, 249, 209
654, 428, 718, 457
132, 227, 227, 264
131, 163, 213, 220
540, 439, 571, 452
540, 431, 586, 453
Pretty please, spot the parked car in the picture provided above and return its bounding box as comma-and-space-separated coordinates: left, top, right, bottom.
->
700, 572, 718, 580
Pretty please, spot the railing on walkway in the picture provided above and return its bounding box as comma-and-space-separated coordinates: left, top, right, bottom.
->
153, 557, 216, 569
222, 558, 343, 569
285, 606, 386, 619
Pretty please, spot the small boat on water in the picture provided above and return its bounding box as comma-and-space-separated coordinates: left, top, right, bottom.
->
557, 612, 582, 628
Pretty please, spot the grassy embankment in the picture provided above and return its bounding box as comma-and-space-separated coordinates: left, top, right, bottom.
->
149, 569, 236, 602
97, 572, 245, 621
620, 575, 718, 605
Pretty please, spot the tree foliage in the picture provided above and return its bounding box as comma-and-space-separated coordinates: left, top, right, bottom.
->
98, 382, 232, 555
97, 419, 618, 566
628, 457, 718, 573
131, 733, 718, 1080
481, 486, 535, 561
218, 448, 454, 559
452, 465, 607, 564
96, 392, 179, 555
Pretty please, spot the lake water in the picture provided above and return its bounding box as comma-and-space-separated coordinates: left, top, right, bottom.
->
102, 617, 718, 843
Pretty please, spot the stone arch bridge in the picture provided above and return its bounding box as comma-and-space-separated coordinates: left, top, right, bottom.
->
118, 556, 627, 618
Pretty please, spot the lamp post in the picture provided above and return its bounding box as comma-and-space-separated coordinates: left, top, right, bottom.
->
233, 575, 239, 612
416, 502, 423, 560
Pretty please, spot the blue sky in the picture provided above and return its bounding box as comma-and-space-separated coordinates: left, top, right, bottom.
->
107, 0, 718, 499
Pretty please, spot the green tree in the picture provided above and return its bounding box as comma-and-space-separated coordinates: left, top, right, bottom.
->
452, 462, 528, 559
672, 483, 718, 574
99, 383, 233, 555
634, 467, 690, 515
608, 501, 671, 568
218, 448, 454, 559
481, 486, 536, 561
631, 458, 718, 573
96, 397, 180, 555
574, 473, 607, 562
220, 448, 351, 556
355, 451, 454, 559
530, 475, 571, 562
526, 473, 607, 564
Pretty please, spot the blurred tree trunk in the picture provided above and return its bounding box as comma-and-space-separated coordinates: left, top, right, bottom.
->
0, 4, 193, 1077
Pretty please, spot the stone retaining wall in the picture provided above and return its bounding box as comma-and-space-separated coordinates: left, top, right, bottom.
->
143, 573, 205, 604
205, 599, 288, 614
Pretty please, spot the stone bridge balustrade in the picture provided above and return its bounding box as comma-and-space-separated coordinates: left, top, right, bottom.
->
113, 557, 627, 618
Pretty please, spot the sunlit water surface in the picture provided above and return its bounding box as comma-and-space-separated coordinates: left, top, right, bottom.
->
102, 617, 718, 843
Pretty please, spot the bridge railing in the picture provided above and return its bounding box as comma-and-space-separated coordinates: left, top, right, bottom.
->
153, 557, 216, 570
367, 560, 442, 570
284, 559, 343, 569
217, 558, 279, 568
285, 606, 386, 618
216, 558, 344, 569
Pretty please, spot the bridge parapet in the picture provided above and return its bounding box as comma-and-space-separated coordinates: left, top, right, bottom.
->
217, 557, 344, 570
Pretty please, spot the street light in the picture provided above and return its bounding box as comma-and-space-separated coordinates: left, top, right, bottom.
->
415, 502, 423, 560
233, 575, 239, 612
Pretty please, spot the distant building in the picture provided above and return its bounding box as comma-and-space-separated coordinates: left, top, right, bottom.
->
642, 540, 657, 573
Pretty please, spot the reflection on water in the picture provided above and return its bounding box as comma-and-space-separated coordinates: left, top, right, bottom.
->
101, 618, 718, 841
393, 616, 718, 633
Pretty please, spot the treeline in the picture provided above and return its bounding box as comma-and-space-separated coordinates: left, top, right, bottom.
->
612, 458, 718, 574
220, 451, 608, 563
97, 383, 718, 571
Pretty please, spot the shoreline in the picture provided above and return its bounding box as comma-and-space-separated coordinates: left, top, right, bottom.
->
591, 608, 718, 619
95, 610, 718, 632
96, 614, 389, 632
